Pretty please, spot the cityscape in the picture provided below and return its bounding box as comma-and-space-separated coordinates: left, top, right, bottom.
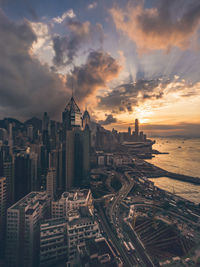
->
0, 96, 200, 267
0, 0, 200, 267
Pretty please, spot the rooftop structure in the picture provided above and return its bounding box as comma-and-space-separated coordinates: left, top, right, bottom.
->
52, 189, 93, 218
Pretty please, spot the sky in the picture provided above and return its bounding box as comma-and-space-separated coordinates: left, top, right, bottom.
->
0, 0, 200, 136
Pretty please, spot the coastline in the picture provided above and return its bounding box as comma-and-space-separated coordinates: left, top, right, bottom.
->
144, 160, 200, 185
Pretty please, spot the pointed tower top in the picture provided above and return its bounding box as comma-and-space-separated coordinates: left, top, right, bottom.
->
65, 96, 81, 113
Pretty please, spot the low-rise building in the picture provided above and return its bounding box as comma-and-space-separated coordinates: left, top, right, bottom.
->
52, 189, 93, 218
67, 208, 100, 261
76, 237, 121, 267
40, 218, 67, 266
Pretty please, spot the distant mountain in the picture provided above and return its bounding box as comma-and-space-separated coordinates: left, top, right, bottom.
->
0, 117, 24, 130
24, 117, 42, 131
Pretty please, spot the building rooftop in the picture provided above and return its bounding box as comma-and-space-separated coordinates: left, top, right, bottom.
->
61, 189, 91, 202
9, 191, 48, 210
78, 238, 118, 267
41, 217, 66, 228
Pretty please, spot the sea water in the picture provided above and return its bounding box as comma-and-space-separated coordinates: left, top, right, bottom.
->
146, 137, 200, 204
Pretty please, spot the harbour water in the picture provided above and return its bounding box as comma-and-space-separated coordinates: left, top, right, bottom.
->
146, 137, 200, 204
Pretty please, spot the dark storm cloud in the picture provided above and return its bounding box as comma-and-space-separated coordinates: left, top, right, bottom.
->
99, 114, 117, 125
53, 19, 103, 67
67, 50, 121, 103
98, 79, 163, 113
111, 0, 200, 52
0, 9, 69, 120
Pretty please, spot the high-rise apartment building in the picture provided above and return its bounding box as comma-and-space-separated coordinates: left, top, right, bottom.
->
3, 159, 14, 205
6, 191, 51, 267
0, 177, 7, 258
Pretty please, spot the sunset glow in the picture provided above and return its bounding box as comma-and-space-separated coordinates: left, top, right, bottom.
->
0, 0, 200, 136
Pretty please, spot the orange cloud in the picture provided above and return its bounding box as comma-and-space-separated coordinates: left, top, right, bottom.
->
110, 1, 200, 53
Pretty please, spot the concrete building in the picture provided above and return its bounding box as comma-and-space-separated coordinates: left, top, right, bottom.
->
76, 237, 121, 267
0, 177, 7, 258
46, 168, 56, 199
40, 218, 67, 266
67, 208, 100, 261
52, 189, 93, 219
6, 191, 51, 267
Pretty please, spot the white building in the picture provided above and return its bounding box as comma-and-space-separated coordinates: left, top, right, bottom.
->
6, 191, 51, 267
40, 218, 67, 266
52, 189, 93, 218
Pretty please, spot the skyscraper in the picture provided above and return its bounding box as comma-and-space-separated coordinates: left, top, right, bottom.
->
82, 108, 90, 130
128, 126, 131, 136
135, 118, 139, 137
42, 112, 50, 132
63, 96, 90, 190
14, 152, 31, 202
46, 168, 56, 199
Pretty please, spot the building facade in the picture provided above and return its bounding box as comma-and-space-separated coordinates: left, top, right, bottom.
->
40, 218, 67, 266
6, 191, 51, 267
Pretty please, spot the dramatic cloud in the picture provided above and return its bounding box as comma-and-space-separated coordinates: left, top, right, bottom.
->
99, 114, 117, 125
110, 0, 200, 53
98, 76, 200, 114
0, 9, 70, 120
53, 9, 76, 24
30, 21, 50, 52
53, 19, 103, 67
98, 79, 162, 113
68, 50, 121, 105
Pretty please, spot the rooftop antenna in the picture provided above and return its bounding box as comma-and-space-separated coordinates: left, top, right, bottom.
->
71, 77, 74, 97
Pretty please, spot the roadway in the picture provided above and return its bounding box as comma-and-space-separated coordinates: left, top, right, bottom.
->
96, 202, 135, 267
108, 170, 155, 267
